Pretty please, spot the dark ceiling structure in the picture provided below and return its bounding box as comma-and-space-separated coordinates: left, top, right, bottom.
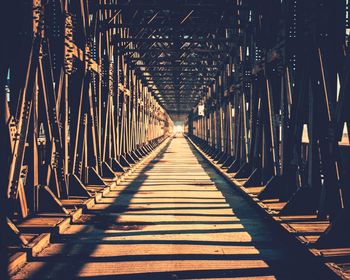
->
102, 0, 235, 120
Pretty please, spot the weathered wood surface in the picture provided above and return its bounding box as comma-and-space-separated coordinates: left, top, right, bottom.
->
12, 136, 321, 279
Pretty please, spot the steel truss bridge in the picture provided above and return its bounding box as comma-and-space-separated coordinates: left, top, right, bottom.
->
1, 0, 350, 279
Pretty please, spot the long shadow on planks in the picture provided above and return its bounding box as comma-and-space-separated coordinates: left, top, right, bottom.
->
13, 137, 329, 279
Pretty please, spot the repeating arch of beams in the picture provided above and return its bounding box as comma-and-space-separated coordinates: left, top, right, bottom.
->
1, 0, 350, 279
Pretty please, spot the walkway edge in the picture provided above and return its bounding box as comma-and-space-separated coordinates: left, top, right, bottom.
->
9, 136, 172, 277
186, 135, 345, 280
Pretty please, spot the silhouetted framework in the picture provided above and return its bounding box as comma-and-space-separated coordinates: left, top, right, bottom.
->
2, 0, 350, 278
188, 0, 350, 248
0, 1, 173, 278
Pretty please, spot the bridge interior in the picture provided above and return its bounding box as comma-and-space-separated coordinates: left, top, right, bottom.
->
1, 0, 350, 279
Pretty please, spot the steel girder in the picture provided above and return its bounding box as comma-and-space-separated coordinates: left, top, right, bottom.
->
187, 0, 350, 247
0, 1, 173, 275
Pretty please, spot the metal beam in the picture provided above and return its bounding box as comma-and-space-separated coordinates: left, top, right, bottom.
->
113, 37, 235, 44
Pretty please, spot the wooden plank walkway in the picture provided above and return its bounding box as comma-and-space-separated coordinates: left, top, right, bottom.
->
12, 136, 323, 279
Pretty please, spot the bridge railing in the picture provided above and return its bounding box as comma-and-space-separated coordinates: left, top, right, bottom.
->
187, 0, 350, 248
0, 1, 173, 276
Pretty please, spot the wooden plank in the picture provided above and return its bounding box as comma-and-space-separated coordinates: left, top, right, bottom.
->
189, 136, 347, 280
12, 137, 323, 279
